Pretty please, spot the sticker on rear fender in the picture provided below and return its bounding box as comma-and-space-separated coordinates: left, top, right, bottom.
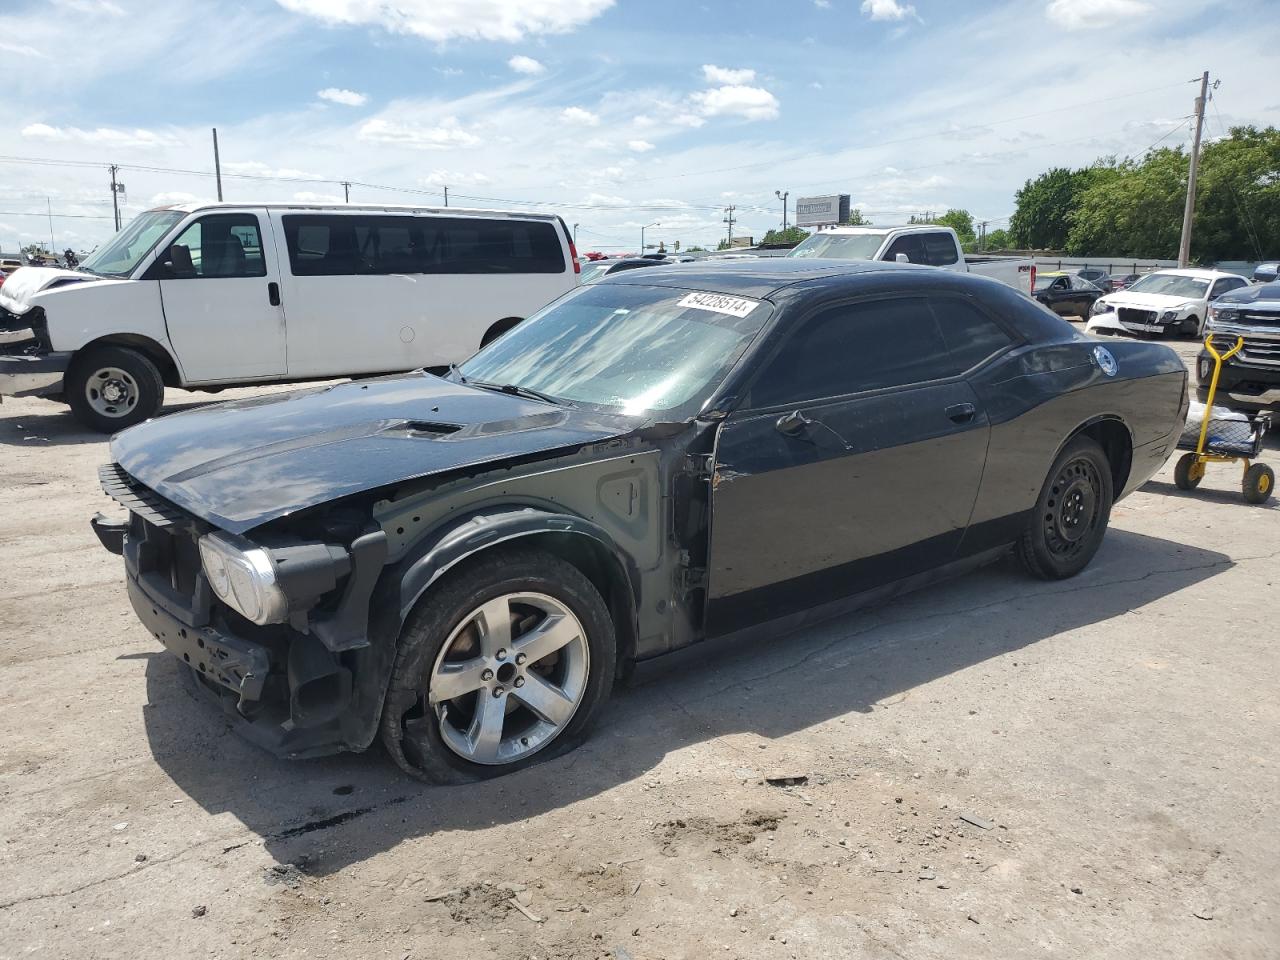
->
677, 291, 760, 318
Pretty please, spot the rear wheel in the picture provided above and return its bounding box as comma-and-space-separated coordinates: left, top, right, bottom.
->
1243, 463, 1275, 505
1017, 435, 1114, 580
66, 346, 164, 432
1174, 453, 1203, 491
380, 547, 616, 783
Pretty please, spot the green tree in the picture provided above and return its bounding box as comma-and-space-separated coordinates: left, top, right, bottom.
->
1192, 125, 1280, 261
984, 228, 1013, 250
1008, 167, 1097, 250
760, 225, 811, 246
909, 208, 976, 245
1066, 153, 1179, 257
843, 208, 871, 225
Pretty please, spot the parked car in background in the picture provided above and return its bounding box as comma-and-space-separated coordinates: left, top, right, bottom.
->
1199, 279, 1280, 412
1076, 267, 1113, 293
1253, 262, 1279, 284
1110, 273, 1142, 291
788, 225, 1035, 294
1034, 271, 1102, 319
1087, 268, 1249, 338
0, 203, 581, 431
92, 259, 1187, 781
1, 258, 23, 275
578, 257, 668, 284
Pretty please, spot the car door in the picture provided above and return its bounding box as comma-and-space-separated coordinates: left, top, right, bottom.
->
1040, 276, 1071, 312
1069, 276, 1098, 315
704, 292, 1007, 637
152, 210, 286, 383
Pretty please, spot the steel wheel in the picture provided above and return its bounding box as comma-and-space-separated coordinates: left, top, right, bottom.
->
425, 592, 590, 766
84, 365, 140, 420
1042, 455, 1103, 562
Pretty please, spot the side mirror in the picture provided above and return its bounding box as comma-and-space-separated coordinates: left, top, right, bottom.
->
775, 410, 810, 437
895, 253, 910, 263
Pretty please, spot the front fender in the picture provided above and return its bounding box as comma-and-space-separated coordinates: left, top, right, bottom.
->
395, 504, 641, 625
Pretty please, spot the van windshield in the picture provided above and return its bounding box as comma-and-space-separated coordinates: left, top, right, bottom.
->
80, 210, 185, 278
787, 232, 886, 260
457, 284, 771, 419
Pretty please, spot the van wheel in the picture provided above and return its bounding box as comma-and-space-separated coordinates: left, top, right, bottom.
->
66, 346, 164, 432
480, 317, 522, 348
1017, 435, 1114, 580
380, 547, 616, 783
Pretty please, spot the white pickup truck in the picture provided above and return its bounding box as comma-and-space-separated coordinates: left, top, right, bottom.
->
787, 225, 1036, 295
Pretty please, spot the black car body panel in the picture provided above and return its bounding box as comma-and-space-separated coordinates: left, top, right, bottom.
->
97, 261, 1187, 761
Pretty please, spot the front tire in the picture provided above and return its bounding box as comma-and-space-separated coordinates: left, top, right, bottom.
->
380, 547, 616, 783
1180, 315, 1202, 338
1243, 463, 1275, 505
1174, 452, 1203, 491
66, 346, 164, 432
1017, 435, 1114, 580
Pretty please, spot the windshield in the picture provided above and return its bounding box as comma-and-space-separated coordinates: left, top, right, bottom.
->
787, 232, 886, 260
457, 283, 771, 418
79, 210, 185, 278
1126, 273, 1210, 298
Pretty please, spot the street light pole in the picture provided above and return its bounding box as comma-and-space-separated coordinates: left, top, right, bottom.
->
775, 190, 788, 232
642, 221, 659, 253
573, 222, 579, 245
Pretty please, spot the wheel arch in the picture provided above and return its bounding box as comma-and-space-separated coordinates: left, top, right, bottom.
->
1058, 415, 1134, 497
394, 506, 640, 677
480, 316, 524, 347
75, 333, 182, 386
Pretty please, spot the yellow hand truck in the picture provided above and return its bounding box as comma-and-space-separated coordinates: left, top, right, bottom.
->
1174, 334, 1274, 504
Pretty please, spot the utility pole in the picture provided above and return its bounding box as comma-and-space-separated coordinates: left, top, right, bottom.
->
341, 181, 351, 203
1177, 70, 1210, 268
979, 220, 988, 251
109, 164, 121, 231
723, 205, 736, 247
443, 185, 449, 207
46, 197, 55, 253
775, 190, 788, 232
212, 128, 223, 202
572, 222, 579, 245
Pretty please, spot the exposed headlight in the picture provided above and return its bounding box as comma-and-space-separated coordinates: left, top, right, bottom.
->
1198, 358, 1211, 380
1091, 300, 1113, 315
198, 532, 289, 625
1160, 310, 1179, 322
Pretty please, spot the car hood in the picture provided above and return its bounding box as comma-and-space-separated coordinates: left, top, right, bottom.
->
0, 266, 107, 315
1099, 291, 1201, 312
110, 373, 643, 534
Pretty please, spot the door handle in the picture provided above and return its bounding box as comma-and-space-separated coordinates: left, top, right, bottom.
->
945, 402, 976, 424
267, 281, 281, 306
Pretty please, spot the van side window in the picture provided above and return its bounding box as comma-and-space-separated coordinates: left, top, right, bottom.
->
282, 215, 565, 276
165, 214, 266, 279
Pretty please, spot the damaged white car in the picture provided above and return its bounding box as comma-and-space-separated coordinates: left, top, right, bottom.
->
1086, 268, 1249, 339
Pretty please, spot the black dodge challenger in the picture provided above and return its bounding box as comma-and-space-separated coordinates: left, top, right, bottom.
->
93, 260, 1189, 781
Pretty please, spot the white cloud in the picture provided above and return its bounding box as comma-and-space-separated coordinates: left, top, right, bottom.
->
222, 161, 323, 179
814, 0, 831, 7
561, 106, 600, 126
421, 169, 490, 186
507, 54, 545, 75
701, 64, 756, 85
357, 117, 481, 148
21, 122, 180, 149
317, 87, 368, 106
860, 0, 919, 22
55, 0, 124, 14
628, 139, 655, 153
274, 0, 613, 43
291, 190, 346, 203
1045, 0, 1152, 29
435, 66, 464, 76
149, 191, 201, 206
0, 41, 48, 58
691, 85, 780, 122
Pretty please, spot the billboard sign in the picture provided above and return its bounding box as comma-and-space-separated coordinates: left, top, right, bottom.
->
795, 194, 850, 228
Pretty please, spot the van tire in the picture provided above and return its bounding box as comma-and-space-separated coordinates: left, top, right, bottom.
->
66, 346, 165, 432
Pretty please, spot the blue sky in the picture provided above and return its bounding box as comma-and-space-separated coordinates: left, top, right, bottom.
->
1, 0, 1278, 253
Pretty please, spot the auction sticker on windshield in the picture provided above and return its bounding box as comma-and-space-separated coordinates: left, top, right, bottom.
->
676, 291, 760, 318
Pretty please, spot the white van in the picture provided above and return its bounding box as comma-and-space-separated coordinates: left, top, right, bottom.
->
0, 203, 580, 430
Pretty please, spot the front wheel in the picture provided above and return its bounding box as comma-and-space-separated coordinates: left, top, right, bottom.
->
1017, 435, 1114, 580
1174, 453, 1203, 491
1180, 315, 1202, 338
1243, 463, 1275, 505
380, 547, 616, 782
66, 346, 164, 432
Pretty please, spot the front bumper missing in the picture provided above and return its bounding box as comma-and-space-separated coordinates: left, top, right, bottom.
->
0, 351, 70, 398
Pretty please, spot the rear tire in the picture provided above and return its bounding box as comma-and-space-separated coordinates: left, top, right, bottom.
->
380, 547, 616, 783
1174, 453, 1202, 491
1243, 463, 1275, 505
1017, 435, 1114, 580
66, 346, 164, 432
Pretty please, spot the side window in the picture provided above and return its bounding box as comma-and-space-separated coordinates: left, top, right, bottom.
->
165, 214, 266, 279
748, 298, 953, 408
1212, 277, 1245, 297
426, 218, 565, 274
1053, 277, 1070, 290
922, 232, 959, 266
928, 297, 1013, 371
882, 234, 927, 264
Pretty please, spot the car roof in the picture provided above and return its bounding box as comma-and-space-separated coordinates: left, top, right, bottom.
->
145, 201, 560, 222
604, 257, 916, 298
1144, 267, 1247, 281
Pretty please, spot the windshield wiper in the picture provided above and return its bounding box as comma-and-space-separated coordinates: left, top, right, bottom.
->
469, 380, 563, 405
